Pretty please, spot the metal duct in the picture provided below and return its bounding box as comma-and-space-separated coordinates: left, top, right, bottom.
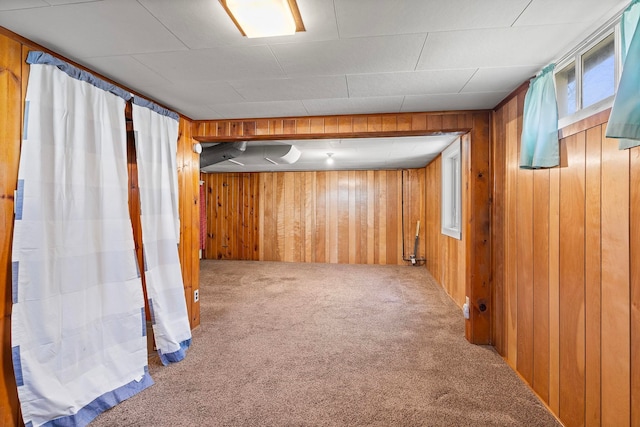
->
199, 141, 247, 168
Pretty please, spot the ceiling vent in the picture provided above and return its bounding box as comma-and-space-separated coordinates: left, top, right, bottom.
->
200, 143, 301, 169
199, 141, 248, 168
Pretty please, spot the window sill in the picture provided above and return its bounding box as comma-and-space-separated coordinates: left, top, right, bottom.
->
441, 227, 461, 240
558, 96, 613, 137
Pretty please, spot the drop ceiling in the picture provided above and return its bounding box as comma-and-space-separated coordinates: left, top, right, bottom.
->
0, 0, 629, 172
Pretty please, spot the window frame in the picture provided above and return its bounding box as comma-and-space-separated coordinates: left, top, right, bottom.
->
555, 23, 621, 129
441, 138, 462, 240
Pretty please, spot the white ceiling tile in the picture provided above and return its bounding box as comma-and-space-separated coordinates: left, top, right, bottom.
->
137, 81, 244, 109
334, 0, 531, 38
514, 0, 628, 26
79, 55, 171, 90
0, 0, 48, 10
134, 47, 285, 83
401, 92, 510, 112
347, 69, 476, 98
208, 101, 309, 119
303, 96, 404, 116
166, 103, 223, 121
416, 25, 585, 70
461, 66, 540, 94
230, 76, 348, 102
271, 35, 426, 77
137, 0, 338, 49
0, 0, 187, 59
44, 0, 102, 4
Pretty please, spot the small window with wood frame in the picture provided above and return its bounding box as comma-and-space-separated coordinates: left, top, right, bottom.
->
441, 138, 461, 240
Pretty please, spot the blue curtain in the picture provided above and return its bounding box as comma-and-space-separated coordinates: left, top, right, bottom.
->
520, 64, 559, 169
606, 0, 640, 149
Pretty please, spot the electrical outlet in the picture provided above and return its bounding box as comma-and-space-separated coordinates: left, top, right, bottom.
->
194, 289, 199, 303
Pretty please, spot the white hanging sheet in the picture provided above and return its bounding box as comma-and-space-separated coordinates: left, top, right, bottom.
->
132, 98, 191, 365
12, 53, 152, 427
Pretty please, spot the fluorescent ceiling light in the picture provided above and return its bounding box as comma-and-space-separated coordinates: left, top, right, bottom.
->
228, 158, 245, 166
220, 0, 305, 38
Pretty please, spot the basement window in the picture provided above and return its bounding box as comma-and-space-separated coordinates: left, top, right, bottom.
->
441, 138, 461, 240
556, 27, 618, 128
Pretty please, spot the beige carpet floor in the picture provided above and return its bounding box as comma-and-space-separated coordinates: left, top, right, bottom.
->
92, 260, 560, 427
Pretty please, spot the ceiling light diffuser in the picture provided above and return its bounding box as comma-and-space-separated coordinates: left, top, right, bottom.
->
221, 0, 305, 38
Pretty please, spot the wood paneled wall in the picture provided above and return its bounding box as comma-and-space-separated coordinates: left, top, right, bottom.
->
492, 91, 640, 426
0, 30, 25, 427
194, 111, 491, 344
201, 169, 426, 265
424, 156, 466, 307
177, 119, 201, 329
201, 173, 260, 261
0, 28, 201, 426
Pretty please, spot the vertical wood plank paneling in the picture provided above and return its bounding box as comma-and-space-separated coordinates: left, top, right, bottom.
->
386, 170, 398, 265
283, 172, 295, 261
601, 132, 630, 427
558, 132, 586, 427
328, 172, 339, 263
505, 97, 519, 369
532, 168, 550, 402
630, 146, 640, 427
516, 165, 534, 385
0, 32, 22, 427
348, 171, 357, 264
304, 172, 315, 263
548, 162, 561, 416
262, 173, 273, 260
275, 173, 285, 261
378, 171, 388, 264
367, 171, 375, 264
203, 169, 422, 266
338, 171, 349, 264
584, 126, 602, 427
357, 171, 367, 264
315, 172, 326, 263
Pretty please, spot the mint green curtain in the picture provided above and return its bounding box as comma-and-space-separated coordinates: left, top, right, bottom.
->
520, 64, 559, 169
606, 0, 640, 149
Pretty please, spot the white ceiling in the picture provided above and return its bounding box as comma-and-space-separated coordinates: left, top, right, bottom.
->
0, 0, 628, 172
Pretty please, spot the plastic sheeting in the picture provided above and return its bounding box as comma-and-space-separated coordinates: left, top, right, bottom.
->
12, 60, 152, 427
132, 98, 192, 365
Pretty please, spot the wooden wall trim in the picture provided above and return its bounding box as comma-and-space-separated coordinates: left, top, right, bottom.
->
193, 111, 485, 141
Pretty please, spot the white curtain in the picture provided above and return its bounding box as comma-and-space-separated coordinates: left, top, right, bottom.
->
132, 98, 191, 365
12, 52, 152, 426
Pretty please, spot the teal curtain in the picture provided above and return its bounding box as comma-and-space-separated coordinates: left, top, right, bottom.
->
520, 64, 559, 169
606, 0, 640, 149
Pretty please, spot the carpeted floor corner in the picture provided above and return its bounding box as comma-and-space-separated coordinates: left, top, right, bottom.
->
92, 260, 560, 426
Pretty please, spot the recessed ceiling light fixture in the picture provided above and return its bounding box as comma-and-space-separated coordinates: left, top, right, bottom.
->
228, 158, 245, 166
219, 0, 305, 38
326, 153, 334, 165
